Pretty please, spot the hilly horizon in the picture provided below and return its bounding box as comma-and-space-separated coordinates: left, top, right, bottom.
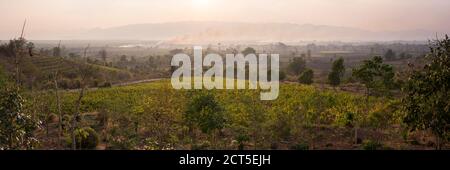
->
65, 21, 441, 43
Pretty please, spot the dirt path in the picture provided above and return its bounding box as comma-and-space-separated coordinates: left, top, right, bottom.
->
64, 78, 165, 92
113, 78, 163, 87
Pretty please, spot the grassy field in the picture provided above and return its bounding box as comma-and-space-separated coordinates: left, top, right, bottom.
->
31, 79, 440, 150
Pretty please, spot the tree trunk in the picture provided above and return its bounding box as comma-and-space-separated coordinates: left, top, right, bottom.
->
46, 120, 49, 137
436, 135, 441, 150
72, 85, 85, 150
9, 133, 13, 149
71, 44, 90, 150
189, 126, 197, 148
54, 73, 63, 145
104, 122, 109, 149
9, 116, 14, 149
366, 88, 370, 102
15, 49, 20, 85
134, 122, 139, 135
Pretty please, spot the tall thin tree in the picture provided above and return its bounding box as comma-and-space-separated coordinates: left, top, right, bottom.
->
71, 44, 91, 150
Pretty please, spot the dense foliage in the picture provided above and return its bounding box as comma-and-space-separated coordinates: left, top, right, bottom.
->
298, 69, 314, 85
0, 86, 40, 149
403, 35, 450, 148
288, 57, 306, 75
328, 58, 345, 87
352, 56, 395, 96
185, 92, 225, 134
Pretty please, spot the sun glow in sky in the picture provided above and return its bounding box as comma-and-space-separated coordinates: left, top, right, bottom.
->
0, 0, 449, 39
192, 0, 210, 8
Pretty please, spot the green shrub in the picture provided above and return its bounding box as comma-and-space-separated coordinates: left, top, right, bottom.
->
290, 142, 309, 150
298, 69, 314, 84
47, 113, 58, 123
362, 140, 383, 150
67, 127, 99, 149
279, 71, 287, 81
95, 111, 109, 128
236, 134, 250, 150
340, 112, 355, 127
192, 140, 211, 150
109, 136, 138, 150
185, 92, 225, 134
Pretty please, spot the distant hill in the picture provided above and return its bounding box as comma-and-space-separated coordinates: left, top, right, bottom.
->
76, 21, 440, 43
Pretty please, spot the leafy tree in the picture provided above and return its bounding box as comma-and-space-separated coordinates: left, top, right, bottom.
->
70, 44, 98, 150
148, 56, 156, 69
403, 35, 450, 149
185, 92, 226, 134
169, 49, 184, 56
0, 38, 27, 84
26, 42, 34, 57
53, 46, 61, 57
241, 47, 256, 56
120, 55, 128, 62
399, 52, 412, 59
99, 49, 107, 66
288, 57, 306, 75
384, 49, 396, 61
279, 70, 286, 81
68, 127, 99, 149
298, 69, 314, 85
352, 56, 395, 97
0, 38, 26, 58
267, 70, 286, 81
0, 86, 40, 149
130, 56, 137, 64
0, 66, 6, 87
328, 57, 345, 87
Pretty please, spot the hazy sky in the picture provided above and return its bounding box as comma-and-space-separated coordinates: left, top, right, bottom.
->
1, 0, 449, 39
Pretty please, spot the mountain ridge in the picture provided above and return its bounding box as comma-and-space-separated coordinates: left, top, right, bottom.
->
73, 21, 440, 43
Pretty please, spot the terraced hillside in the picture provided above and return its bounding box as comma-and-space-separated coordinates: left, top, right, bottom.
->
0, 54, 134, 89
29, 56, 131, 76
29, 56, 78, 74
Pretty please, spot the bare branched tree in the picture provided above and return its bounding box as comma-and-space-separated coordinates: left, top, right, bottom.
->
53, 71, 63, 146
71, 44, 94, 150
13, 19, 27, 85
